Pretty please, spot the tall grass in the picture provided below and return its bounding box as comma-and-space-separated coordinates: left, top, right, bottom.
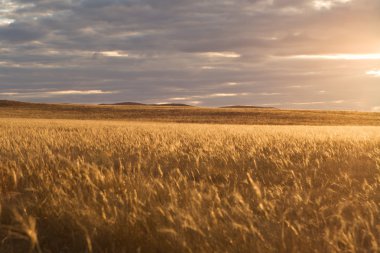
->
0, 119, 379, 252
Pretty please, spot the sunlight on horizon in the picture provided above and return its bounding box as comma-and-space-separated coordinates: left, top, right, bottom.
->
286, 54, 380, 60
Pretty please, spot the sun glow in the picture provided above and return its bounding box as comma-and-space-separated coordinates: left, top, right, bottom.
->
287, 54, 380, 60
366, 70, 380, 77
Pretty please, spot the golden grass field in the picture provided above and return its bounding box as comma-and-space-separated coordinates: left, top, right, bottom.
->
1, 100, 380, 125
0, 115, 380, 253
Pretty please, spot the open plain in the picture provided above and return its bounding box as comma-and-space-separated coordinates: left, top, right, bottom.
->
0, 102, 379, 252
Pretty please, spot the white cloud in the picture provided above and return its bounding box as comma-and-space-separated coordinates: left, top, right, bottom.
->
46, 90, 114, 95
313, 0, 334, 10
366, 70, 380, 77
0, 18, 14, 26
101, 51, 130, 57
200, 52, 241, 58
210, 93, 239, 97
292, 101, 325, 105
313, 0, 351, 10
168, 97, 188, 101
189, 101, 202, 105
201, 66, 217, 70
0, 90, 116, 98
0, 1, 33, 14
287, 85, 312, 89
372, 106, 380, 112
167, 92, 249, 102
291, 100, 344, 105
0, 92, 19, 96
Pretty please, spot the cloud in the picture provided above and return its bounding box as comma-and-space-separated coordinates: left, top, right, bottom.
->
283, 54, 380, 60
167, 93, 248, 101
210, 93, 241, 97
188, 101, 202, 105
312, 0, 352, 10
366, 70, 380, 77
0, 92, 19, 96
101, 51, 130, 57
45, 90, 115, 95
0, 0, 379, 110
0, 22, 47, 43
168, 97, 188, 101
0, 90, 116, 98
199, 52, 241, 58
0, 18, 15, 25
291, 100, 344, 105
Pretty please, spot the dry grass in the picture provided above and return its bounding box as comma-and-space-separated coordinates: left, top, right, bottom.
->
1, 101, 380, 125
0, 118, 380, 252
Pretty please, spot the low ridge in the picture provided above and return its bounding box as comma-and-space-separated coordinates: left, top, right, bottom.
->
100, 102, 193, 107
221, 105, 277, 109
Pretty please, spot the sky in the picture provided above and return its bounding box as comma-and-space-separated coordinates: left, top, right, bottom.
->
0, 0, 379, 111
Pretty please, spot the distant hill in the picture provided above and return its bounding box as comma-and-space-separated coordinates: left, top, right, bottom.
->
221, 105, 277, 109
0, 100, 31, 106
100, 102, 145, 106
153, 103, 192, 107
100, 102, 193, 107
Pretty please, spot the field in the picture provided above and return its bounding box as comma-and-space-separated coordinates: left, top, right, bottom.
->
1, 100, 380, 125
1, 116, 380, 253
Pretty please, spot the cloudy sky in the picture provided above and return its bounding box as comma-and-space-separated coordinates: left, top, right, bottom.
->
0, 0, 379, 110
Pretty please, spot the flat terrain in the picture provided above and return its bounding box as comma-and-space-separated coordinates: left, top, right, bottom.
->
1, 100, 380, 125
0, 118, 380, 252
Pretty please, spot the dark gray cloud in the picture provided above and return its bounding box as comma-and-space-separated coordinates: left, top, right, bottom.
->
0, 0, 379, 110
0, 22, 48, 42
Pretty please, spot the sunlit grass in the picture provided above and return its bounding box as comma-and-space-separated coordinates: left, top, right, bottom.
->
0, 119, 379, 252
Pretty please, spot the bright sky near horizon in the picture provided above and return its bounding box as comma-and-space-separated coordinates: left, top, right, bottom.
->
0, 0, 379, 111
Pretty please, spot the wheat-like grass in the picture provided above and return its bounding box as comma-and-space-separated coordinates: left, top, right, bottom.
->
0, 118, 379, 252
